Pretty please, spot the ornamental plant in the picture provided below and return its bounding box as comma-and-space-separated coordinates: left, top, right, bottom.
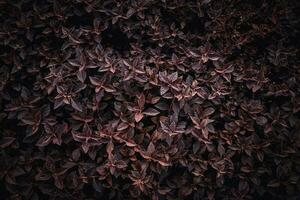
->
0, 0, 299, 199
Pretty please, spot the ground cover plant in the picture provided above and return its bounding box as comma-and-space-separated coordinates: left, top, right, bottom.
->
0, 0, 299, 199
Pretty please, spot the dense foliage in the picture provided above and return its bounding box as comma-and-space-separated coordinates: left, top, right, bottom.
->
0, 0, 299, 199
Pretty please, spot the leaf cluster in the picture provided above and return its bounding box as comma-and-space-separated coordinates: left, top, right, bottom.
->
0, 0, 299, 199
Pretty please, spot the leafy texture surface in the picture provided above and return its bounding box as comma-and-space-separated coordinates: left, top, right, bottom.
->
0, 0, 299, 199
